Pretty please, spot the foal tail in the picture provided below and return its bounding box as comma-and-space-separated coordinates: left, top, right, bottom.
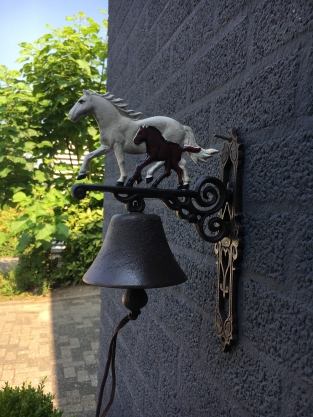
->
183, 125, 218, 163
183, 146, 201, 153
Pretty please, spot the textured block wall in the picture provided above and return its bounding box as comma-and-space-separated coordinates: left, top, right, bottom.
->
98, 1, 313, 416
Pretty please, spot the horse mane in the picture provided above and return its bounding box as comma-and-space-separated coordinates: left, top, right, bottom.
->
90, 91, 143, 120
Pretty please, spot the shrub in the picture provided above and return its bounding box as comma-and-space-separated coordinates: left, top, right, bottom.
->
0, 270, 18, 298
12, 247, 57, 295
0, 207, 21, 257
51, 204, 103, 287
0, 379, 63, 417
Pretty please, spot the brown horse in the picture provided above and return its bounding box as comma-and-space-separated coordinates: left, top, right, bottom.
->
126, 125, 201, 189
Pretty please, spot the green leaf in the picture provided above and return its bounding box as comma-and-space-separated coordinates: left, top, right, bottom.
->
12, 191, 27, 202
56, 223, 69, 238
75, 59, 91, 76
34, 170, 47, 183
16, 232, 31, 252
36, 141, 53, 148
0, 167, 12, 178
27, 129, 40, 137
11, 217, 29, 233
0, 232, 6, 245
19, 42, 34, 50
35, 224, 56, 241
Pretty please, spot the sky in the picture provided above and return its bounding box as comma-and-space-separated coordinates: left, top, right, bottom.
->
0, 0, 109, 71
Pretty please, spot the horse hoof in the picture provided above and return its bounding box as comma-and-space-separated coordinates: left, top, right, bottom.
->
116, 181, 124, 187
125, 181, 133, 187
177, 184, 189, 190
151, 184, 158, 188
136, 178, 143, 184
77, 174, 87, 180
146, 177, 153, 184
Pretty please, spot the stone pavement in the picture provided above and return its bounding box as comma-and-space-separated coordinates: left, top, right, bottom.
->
0, 285, 101, 417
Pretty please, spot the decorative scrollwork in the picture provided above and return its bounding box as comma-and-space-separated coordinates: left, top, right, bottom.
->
113, 191, 146, 212
71, 176, 228, 243
214, 127, 243, 351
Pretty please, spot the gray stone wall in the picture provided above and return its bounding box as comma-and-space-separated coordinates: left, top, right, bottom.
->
98, 1, 313, 416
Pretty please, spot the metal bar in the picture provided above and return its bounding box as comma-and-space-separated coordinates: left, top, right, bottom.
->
71, 183, 198, 200
214, 133, 232, 142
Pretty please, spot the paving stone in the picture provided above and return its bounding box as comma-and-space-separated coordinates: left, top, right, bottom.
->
84, 354, 96, 365
66, 388, 81, 403
0, 286, 101, 415
77, 370, 90, 382
64, 367, 76, 379
5, 352, 16, 361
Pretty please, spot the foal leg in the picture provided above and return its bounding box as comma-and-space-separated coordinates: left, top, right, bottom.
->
126, 157, 154, 187
151, 161, 172, 188
134, 159, 146, 184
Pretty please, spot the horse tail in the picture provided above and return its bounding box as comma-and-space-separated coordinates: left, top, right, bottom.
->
183, 146, 201, 153
183, 125, 219, 163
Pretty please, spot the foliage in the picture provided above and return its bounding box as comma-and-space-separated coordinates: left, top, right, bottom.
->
0, 206, 21, 256
13, 247, 56, 294
52, 200, 103, 287
0, 270, 18, 298
0, 379, 64, 417
0, 11, 107, 289
0, 11, 107, 239
0, 198, 104, 295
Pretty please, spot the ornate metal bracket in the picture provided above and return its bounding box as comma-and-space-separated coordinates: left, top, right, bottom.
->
71, 176, 229, 243
71, 127, 243, 350
214, 127, 243, 351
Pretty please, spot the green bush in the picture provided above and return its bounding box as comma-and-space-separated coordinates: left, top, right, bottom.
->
0, 201, 103, 295
51, 203, 103, 287
0, 379, 63, 417
12, 247, 57, 295
0, 270, 18, 297
0, 207, 21, 256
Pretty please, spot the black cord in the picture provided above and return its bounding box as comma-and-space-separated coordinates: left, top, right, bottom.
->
95, 312, 140, 417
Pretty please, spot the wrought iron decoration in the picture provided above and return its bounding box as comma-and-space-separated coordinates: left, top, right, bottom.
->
71, 127, 243, 350
214, 128, 243, 351
72, 175, 228, 243
69, 91, 243, 349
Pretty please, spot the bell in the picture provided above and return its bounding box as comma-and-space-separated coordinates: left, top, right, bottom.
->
83, 212, 187, 288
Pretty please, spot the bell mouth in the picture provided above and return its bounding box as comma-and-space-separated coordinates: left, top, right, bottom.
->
83, 212, 187, 289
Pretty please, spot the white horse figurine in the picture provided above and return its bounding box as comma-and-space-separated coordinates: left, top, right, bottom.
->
68, 90, 218, 186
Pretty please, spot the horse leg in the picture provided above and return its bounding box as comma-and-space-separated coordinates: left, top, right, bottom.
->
171, 157, 184, 188
151, 161, 172, 188
77, 145, 109, 180
146, 161, 164, 183
113, 143, 128, 186
178, 158, 190, 188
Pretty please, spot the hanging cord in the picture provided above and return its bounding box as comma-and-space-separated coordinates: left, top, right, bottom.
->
95, 311, 140, 417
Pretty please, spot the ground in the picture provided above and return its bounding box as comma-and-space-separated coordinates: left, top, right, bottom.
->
0, 285, 101, 417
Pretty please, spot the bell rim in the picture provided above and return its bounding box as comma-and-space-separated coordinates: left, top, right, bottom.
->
83, 276, 187, 289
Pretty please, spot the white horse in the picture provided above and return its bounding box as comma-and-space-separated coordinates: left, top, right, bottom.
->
68, 90, 218, 186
